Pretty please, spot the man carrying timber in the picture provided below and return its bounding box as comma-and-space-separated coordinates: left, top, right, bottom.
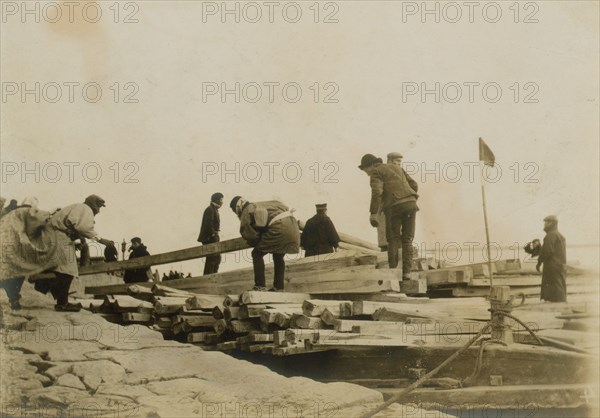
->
198, 192, 224, 275
301, 203, 340, 257
359, 153, 419, 280
536, 215, 567, 302
230, 196, 300, 291
1, 194, 116, 311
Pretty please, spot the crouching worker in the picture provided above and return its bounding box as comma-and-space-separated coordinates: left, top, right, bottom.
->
35, 194, 116, 311
230, 196, 300, 292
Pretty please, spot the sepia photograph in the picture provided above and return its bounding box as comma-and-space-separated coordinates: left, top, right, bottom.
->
1, 1, 599, 417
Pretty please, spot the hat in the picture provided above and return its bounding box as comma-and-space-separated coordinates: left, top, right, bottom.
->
211, 192, 224, 203
131, 237, 142, 244
230, 196, 242, 212
387, 152, 403, 160
84, 194, 106, 207
21, 196, 39, 208
358, 154, 383, 170
543, 215, 558, 223
316, 203, 327, 211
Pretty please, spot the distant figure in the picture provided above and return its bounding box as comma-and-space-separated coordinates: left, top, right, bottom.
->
523, 239, 542, 258
162, 273, 168, 282
536, 215, 567, 302
198, 192, 223, 275
0, 199, 18, 218
186, 273, 192, 278
104, 244, 119, 262
123, 237, 151, 283
301, 203, 340, 257
359, 153, 419, 280
230, 196, 300, 291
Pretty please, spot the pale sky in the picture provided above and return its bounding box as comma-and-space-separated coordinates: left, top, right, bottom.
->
2, 1, 598, 275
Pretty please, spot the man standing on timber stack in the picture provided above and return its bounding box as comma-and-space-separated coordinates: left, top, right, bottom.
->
301, 203, 340, 257
536, 215, 567, 302
375, 152, 406, 251
359, 153, 419, 280
230, 196, 300, 291
198, 193, 223, 275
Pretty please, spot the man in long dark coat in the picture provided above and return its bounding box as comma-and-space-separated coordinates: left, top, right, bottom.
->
198, 193, 223, 275
123, 237, 151, 283
536, 215, 567, 302
301, 203, 340, 257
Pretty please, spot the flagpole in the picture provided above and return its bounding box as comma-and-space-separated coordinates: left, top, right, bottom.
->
480, 174, 494, 289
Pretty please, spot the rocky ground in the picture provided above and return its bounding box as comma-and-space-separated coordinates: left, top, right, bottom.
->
1, 282, 451, 418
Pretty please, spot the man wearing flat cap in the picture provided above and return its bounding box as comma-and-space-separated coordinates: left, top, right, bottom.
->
123, 237, 152, 283
301, 203, 341, 257
198, 192, 224, 275
376, 152, 406, 250
359, 153, 419, 280
536, 215, 567, 302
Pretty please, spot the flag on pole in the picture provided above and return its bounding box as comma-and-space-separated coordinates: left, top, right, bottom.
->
479, 137, 495, 167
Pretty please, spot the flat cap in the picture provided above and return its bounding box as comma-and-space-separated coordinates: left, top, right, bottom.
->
543, 215, 558, 222
387, 152, 403, 160
315, 203, 327, 211
84, 194, 105, 207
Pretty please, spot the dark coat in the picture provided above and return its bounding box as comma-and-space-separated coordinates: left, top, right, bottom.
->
368, 163, 419, 214
239, 200, 300, 254
198, 204, 220, 244
123, 245, 151, 283
301, 213, 340, 256
539, 227, 567, 302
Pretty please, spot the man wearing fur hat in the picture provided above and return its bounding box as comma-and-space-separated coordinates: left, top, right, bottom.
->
359, 153, 419, 280
536, 215, 567, 302
230, 196, 300, 291
198, 192, 224, 275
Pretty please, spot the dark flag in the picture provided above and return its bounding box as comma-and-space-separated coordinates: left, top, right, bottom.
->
479, 137, 495, 167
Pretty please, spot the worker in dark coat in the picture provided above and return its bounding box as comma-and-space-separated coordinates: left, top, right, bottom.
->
123, 237, 151, 283
536, 215, 567, 302
198, 192, 223, 275
230, 196, 300, 291
301, 203, 340, 257
359, 153, 419, 280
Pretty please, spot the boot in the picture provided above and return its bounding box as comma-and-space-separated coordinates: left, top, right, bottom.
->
387, 241, 399, 269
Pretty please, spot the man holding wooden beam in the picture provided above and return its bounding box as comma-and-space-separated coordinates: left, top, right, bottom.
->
230, 196, 300, 291
359, 153, 419, 280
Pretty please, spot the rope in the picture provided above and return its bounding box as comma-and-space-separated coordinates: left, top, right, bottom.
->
357, 321, 492, 418
359, 305, 542, 418
462, 338, 507, 386
496, 311, 543, 346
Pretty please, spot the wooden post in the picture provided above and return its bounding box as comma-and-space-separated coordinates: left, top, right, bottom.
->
490, 286, 513, 344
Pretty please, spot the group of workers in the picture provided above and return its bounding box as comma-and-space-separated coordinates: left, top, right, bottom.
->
0, 152, 569, 311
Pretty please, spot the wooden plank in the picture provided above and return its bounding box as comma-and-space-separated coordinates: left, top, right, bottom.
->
290, 314, 325, 329
151, 284, 196, 298
223, 294, 240, 307
240, 291, 310, 305
423, 268, 473, 287
78, 238, 249, 275
303, 300, 351, 317
238, 304, 268, 319
237, 333, 274, 344
400, 278, 427, 295
185, 294, 226, 310
285, 329, 338, 345
212, 306, 224, 320
179, 315, 217, 328
229, 319, 261, 333
122, 312, 152, 323
223, 307, 240, 321
187, 332, 214, 343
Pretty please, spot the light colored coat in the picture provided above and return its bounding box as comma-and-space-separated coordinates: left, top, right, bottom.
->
239, 200, 300, 254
